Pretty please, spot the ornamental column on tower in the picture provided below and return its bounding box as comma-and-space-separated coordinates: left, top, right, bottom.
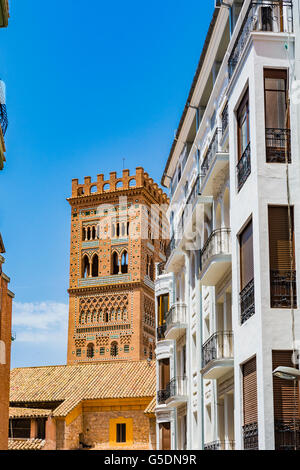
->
67, 167, 169, 364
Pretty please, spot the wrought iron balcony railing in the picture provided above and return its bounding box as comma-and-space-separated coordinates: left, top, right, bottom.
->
237, 142, 251, 192
157, 388, 169, 405
157, 324, 167, 341
167, 376, 187, 399
243, 422, 259, 450
222, 103, 229, 136
266, 128, 291, 163
202, 331, 233, 369
201, 228, 231, 269
275, 419, 300, 450
270, 270, 297, 308
228, 1, 293, 79
165, 302, 187, 330
240, 278, 255, 324
204, 440, 235, 450
201, 128, 222, 181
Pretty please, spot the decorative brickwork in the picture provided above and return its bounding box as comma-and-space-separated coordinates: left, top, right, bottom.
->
67, 167, 169, 364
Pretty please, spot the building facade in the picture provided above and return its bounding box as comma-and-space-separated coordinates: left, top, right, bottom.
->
0, 0, 11, 451
67, 167, 169, 365
155, 0, 300, 450
9, 361, 156, 450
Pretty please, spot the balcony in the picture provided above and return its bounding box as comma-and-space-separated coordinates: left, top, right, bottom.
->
237, 142, 251, 192
200, 228, 231, 286
266, 128, 291, 163
165, 377, 187, 407
275, 419, 300, 450
204, 440, 235, 451
228, 1, 293, 79
270, 270, 297, 308
200, 128, 229, 196
201, 331, 234, 379
165, 303, 187, 340
243, 422, 259, 450
240, 278, 255, 324
157, 388, 169, 405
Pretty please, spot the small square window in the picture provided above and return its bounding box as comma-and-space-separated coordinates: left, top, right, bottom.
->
124, 345, 129, 353
116, 423, 126, 443
76, 348, 81, 357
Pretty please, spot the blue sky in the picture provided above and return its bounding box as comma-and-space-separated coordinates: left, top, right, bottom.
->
0, 0, 214, 368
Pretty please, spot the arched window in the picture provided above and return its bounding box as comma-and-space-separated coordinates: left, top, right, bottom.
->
121, 251, 128, 274
87, 227, 91, 240
116, 223, 120, 237
112, 224, 115, 238
87, 343, 95, 358
92, 226, 96, 240
110, 341, 118, 357
112, 252, 119, 275
82, 227, 86, 241
82, 255, 90, 278
104, 310, 109, 322
127, 222, 130, 236
92, 254, 99, 277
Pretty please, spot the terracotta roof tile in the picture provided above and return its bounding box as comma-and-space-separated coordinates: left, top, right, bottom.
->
144, 397, 156, 414
9, 407, 52, 419
10, 360, 156, 417
8, 439, 45, 450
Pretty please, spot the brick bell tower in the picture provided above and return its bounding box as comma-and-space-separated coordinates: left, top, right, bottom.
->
67, 167, 169, 364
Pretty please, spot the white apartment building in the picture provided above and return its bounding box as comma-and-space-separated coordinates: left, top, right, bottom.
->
155, 0, 300, 450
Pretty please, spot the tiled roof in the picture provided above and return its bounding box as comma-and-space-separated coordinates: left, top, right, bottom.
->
8, 439, 46, 450
10, 360, 156, 417
144, 397, 156, 415
9, 408, 52, 419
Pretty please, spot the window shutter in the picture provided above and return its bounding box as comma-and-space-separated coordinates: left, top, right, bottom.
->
243, 357, 258, 425
268, 206, 294, 272
240, 221, 254, 290
272, 350, 300, 422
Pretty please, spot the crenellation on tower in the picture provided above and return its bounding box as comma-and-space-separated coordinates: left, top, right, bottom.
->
67, 166, 169, 365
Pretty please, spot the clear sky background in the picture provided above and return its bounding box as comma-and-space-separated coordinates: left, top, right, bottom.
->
0, 0, 214, 368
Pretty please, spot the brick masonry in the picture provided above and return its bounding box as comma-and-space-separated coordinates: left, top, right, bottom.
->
67, 167, 169, 364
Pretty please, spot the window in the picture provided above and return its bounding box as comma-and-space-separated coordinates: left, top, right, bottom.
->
112, 252, 119, 275
268, 206, 297, 308
87, 343, 95, 358
121, 251, 128, 274
82, 255, 90, 278
157, 294, 169, 327
159, 422, 171, 450
264, 69, 290, 163
272, 350, 300, 450
239, 220, 255, 324
9, 419, 31, 439
237, 90, 251, 191
124, 345, 129, 353
116, 423, 126, 443
37, 419, 46, 440
242, 357, 258, 450
76, 348, 81, 357
100, 347, 105, 355
91, 254, 99, 278
110, 341, 118, 357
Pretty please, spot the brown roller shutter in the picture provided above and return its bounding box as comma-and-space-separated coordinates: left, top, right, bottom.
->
240, 220, 254, 290
272, 350, 300, 422
268, 206, 294, 272
243, 357, 258, 425
160, 422, 171, 450
159, 358, 170, 389
273, 351, 300, 450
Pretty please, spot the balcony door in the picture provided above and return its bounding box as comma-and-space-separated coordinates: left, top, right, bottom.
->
264, 69, 290, 163
159, 422, 171, 450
